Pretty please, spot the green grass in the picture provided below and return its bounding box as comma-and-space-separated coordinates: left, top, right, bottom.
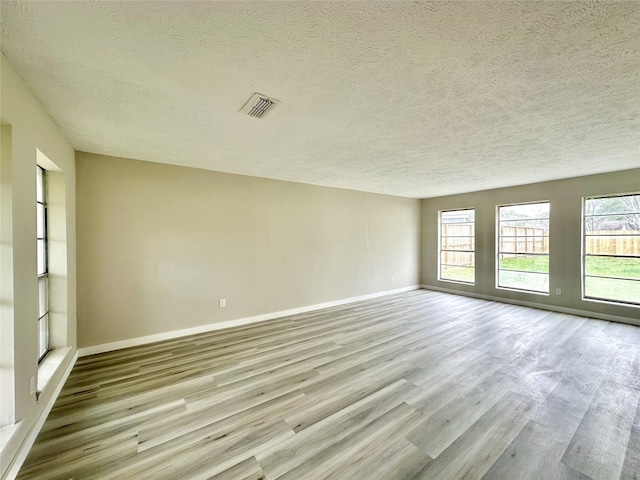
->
500, 255, 548, 273
440, 266, 475, 283
498, 270, 548, 293
500, 255, 639, 302
501, 255, 639, 279
444, 255, 639, 303
584, 256, 639, 303
585, 276, 639, 304
585, 256, 640, 280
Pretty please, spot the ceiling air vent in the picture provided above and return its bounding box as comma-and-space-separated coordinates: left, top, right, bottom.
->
240, 93, 280, 118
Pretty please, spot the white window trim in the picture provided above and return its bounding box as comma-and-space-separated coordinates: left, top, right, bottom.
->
582, 192, 640, 308
438, 208, 476, 285
496, 201, 550, 295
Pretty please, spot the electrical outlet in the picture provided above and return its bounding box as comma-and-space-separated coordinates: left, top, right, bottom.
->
390, 275, 394, 282
555, 288, 561, 295
219, 299, 226, 308
30, 376, 36, 396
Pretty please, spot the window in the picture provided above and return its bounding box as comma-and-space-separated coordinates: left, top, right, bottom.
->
497, 202, 549, 293
439, 209, 475, 284
583, 193, 640, 306
36, 166, 49, 362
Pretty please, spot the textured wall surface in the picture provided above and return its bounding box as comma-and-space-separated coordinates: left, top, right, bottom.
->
1, 1, 639, 198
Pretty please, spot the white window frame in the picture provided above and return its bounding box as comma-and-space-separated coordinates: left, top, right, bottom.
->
37, 165, 49, 362
438, 208, 475, 285
582, 193, 640, 307
496, 201, 550, 294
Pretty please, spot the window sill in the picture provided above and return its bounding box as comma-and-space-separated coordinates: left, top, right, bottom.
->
37, 346, 72, 399
582, 296, 640, 309
0, 420, 23, 459
438, 279, 475, 286
495, 286, 549, 297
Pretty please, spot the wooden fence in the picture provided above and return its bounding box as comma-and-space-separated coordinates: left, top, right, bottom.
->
586, 230, 640, 256
441, 224, 474, 266
442, 226, 640, 265
499, 226, 548, 257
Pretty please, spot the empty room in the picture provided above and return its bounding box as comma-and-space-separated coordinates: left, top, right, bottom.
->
1, 1, 639, 479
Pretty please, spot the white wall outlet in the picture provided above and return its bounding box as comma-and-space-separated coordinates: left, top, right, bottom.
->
30, 376, 36, 396
219, 299, 226, 308
390, 275, 394, 282
555, 288, 561, 295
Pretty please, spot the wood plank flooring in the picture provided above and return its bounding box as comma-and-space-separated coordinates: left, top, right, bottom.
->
17, 290, 640, 480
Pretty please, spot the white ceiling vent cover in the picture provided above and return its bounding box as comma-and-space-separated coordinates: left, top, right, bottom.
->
240, 93, 280, 118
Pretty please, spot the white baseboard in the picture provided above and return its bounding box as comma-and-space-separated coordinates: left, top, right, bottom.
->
2, 350, 78, 480
78, 285, 421, 357
420, 284, 640, 326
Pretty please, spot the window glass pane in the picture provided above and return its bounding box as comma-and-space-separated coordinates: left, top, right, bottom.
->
442, 210, 475, 223
441, 236, 475, 251
585, 194, 640, 216
499, 254, 549, 273
583, 193, 640, 306
585, 277, 640, 304
442, 218, 474, 235
499, 202, 549, 221
441, 265, 475, 283
38, 313, 49, 360
442, 224, 475, 236
585, 235, 639, 255
584, 214, 640, 234
37, 203, 45, 238
498, 202, 550, 293
441, 251, 475, 267
498, 270, 549, 293
36, 167, 43, 203
36, 166, 49, 361
440, 209, 475, 284
499, 219, 550, 231
499, 224, 550, 234
585, 256, 640, 280
38, 276, 49, 318
499, 236, 549, 254
37, 239, 47, 275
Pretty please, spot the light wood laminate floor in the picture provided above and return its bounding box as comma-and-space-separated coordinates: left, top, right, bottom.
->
18, 290, 640, 480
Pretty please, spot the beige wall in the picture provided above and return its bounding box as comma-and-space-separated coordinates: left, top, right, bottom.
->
76, 152, 421, 348
0, 54, 76, 475
421, 169, 640, 323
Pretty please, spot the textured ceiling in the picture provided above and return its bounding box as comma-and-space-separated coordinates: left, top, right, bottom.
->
1, 1, 639, 198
